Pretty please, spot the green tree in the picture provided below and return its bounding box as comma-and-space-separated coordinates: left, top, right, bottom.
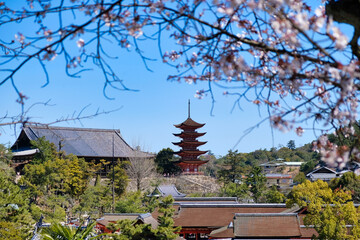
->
30, 137, 58, 164
154, 148, 181, 176
293, 172, 306, 184
115, 191, 146, 213
218, 150, 247, 183
111, 161, 129, 196
0, 171, 34, 239
300, 160, 318, 174
265, 185, 285, 203
63, 154, 91, 198
0, 144, 12, 165
0, 144, 15, 179
76, 184, 112, 217
287, 180, 360, 239
329, 172, 360, 203
111, 219, 155, 240
0, 222, 23, 240
155, 196, 181, 240
41, 221, 97, 240
21, 138, 95, 221
287, 140, 296, 150
220, 182, 249, 200
110, 196, 180, 240
246, 166, 266, 203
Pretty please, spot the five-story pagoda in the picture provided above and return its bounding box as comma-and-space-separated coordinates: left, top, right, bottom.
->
173, 101, 208, 174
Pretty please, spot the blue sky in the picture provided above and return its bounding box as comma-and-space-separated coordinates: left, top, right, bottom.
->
0, 1, 326, 156
0, 49, 317, 156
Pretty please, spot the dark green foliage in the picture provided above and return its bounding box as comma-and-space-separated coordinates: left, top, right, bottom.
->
154, 148, 181, 175
246, 166, 267, 203
75, 184, 113, 216
300, 160, 317, 174
287, 140, 296, 150
218, 150, 248, 183
30, 137, 58, 164
293, 172, 306, 184
110, 161, 129, 196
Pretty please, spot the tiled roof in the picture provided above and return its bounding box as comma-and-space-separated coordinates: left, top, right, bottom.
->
174, 117, 205, 128
173, 204, 288, 228
266, 173, 292, 179
307, 173, 337, 180
13, 125, 141, 158
174, 197, 238, 204
209, 225, 234, 238
96, 213, 158, 228
139, 213, 159, 228
233, 213, 301, 237
299, 225, 318, 238
97, 213, 140, 226
149, 185, 186, 198
306, 166, 337, 176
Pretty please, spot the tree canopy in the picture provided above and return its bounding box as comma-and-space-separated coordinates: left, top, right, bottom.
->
287, 180, 360, 239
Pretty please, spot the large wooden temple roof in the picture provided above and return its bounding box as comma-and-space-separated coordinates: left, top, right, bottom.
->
11, 125, 141, 158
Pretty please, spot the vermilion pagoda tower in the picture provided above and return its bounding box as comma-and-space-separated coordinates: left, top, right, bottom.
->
173, 101, 208, 174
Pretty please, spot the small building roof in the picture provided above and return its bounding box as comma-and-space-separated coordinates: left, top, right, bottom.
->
11, 125, 144, 159
283, 162, 304, 166
260, 161, 304, 167
265, 173, 292, 179
306, 166, 337, 176
149, 184, 186, 198
96, 213, 158, 228
233, 213, 301, 238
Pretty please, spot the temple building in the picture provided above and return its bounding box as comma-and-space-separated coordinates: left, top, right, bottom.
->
173, 102, 208, 174
10, 125, 151, 174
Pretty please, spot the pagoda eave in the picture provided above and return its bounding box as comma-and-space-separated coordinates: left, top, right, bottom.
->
172, 141, 207, 147
173, 132, 206, 138
175, 160, 209, 165
175, 150, 208, 157
174, 118, 205, 129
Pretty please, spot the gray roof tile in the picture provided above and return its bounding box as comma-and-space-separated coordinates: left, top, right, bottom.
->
20, 125, 136, 158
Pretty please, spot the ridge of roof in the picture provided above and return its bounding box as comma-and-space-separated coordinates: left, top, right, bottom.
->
103, 213, 141, 216
179, 203, 287, 208
306, 166, 337, 176
25, 125, 121, 133
235, 213, 298, 217
174, 197, 238, 201
174, 117, 205, 128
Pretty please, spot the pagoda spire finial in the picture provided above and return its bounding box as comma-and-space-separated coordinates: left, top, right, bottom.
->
188, 99, 190, 118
